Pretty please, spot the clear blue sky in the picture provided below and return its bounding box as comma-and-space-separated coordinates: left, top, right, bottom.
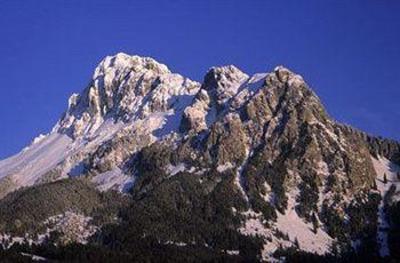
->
0, 0, 399, 159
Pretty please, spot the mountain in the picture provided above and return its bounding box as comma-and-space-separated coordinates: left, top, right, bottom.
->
1, 53, 400, 262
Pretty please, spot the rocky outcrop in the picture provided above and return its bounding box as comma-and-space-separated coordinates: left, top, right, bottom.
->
56, 53, 200, 139
339, 124, 400, 164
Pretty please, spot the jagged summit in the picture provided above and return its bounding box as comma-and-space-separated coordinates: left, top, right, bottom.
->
55, 53, 312, 141
0, 53, 320, 195
93, 52, 171, 79
202, 65, 249, 105
56, 53, 200, 139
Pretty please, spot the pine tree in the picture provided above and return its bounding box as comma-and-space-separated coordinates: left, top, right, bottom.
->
311, 212, 319, 234
372, 180, 377, 190
383, 173, 388, 184
294, 237, 300, 249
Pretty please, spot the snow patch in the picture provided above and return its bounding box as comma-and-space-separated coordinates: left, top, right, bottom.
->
0, 133, 73, 185
0, 212, 97, 249
235, 149, 252, 202
217, 162, 234, 173
247, 73, 267, 93
21, 253, 47, 261
164, 240, 187, 247
166, 163, 186, 176
92, 167, 134, 192
239, 210, 268, 237
372, 156, 400, 257
274, 189, 332, 255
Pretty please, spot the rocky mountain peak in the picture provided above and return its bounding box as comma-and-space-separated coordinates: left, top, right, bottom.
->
273, 65, 307, 89
202, 65, 249, 106
56, 53, 200, 139
93, 52, 171, 80
1, 53, 400, 261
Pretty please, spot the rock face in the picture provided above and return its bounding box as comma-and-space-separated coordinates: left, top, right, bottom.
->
0, 53, 399, 261
57, 53, 199, 139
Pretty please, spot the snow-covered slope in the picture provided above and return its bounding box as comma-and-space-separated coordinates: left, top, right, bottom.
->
0, 133, 72, 193
274, 189, 333, 255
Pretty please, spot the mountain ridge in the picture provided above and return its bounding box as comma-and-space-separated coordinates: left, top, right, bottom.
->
0, 53, 400, 261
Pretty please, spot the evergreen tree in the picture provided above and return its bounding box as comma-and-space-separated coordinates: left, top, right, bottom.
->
311, 212, 319, 234
383, 173, 388, 184
294, 238, 300, 249
372, 180, 377, 190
